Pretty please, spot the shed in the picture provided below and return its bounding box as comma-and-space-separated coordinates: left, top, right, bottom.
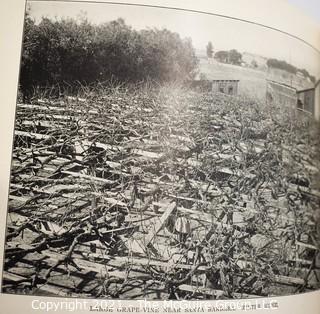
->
266, 80, 297, 107
297, 80, 320, 119
211, 80, 239, 95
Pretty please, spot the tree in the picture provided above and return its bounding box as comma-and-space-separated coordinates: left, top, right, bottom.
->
251, 60, 258, 68
214, 49, 242, 65
266, 58, 316, 82
20, 7, 38, 101
228, 49, 242, 65
206, 41, 213, 58
19, 15, 198, 96
214, 51, 228, 63
267, 59, 297, 74
298, 68, 316, 83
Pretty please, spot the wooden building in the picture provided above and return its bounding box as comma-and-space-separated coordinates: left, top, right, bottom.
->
266, 80, 297, 107
211, 79, 239, 95
297, 80, 320, 119
266, 79, 320, 120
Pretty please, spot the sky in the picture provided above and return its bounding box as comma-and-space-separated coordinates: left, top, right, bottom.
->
27, 0, 320, 78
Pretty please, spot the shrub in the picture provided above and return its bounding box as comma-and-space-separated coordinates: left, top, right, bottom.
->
19, 13, 198, 99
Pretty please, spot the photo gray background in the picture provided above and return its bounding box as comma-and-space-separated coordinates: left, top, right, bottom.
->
289, 0, 320, 24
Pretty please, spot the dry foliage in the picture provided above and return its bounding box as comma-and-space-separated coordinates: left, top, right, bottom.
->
3, 85, 320, 299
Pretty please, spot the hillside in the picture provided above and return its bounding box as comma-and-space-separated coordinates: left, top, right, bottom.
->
197, 57, 314, 100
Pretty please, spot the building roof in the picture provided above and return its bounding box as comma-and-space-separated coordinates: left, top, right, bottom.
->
193, 78, 239, 82
298, 79, 320, 93
267, 79, 297, 91
297, 87, 315, 94
211, 79, 240, 82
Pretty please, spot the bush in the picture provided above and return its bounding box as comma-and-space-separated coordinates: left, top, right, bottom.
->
214, 49, 242, 65
20, 13, 198, 100
267, 59, 297, 74
266, 59, 316, 83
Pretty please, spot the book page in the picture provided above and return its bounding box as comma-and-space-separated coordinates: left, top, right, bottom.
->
0, 0, 319, 313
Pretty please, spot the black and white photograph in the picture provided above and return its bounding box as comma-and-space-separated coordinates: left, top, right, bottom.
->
2, 0, 320, 301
